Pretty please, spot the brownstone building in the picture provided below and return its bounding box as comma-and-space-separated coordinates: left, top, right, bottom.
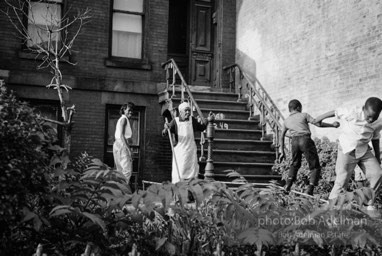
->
0, 0, 236, 187
2, 0, 382, 188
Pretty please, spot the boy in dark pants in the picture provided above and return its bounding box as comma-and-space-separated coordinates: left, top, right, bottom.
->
279, 99, 340, 195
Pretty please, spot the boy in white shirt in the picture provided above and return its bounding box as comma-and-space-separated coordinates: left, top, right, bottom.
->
315, 97, 382, 207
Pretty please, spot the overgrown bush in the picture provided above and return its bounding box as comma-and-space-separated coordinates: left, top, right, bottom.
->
0, 85, 58, 254
0, 85, 135, 255
128, 179, 382, 255
2, 85, 382, 255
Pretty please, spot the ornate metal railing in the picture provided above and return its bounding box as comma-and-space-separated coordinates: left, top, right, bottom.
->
161, 59, 215, 180
223, 63, 285, 159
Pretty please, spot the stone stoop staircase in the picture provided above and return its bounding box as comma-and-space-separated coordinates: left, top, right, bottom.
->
159, 87, 281, 186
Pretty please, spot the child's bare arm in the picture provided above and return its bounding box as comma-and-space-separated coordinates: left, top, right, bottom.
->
314, 110, 335, 123
313, 121, 340, 128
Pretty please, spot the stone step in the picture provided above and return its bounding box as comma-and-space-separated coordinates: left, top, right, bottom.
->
159, 84, 281, 187
199, 149, 275, 163
201, 108, 249, 120
213, 118, 260, 130
214, 128, 263, 140
192, 120, 260, 137
172, 98, 247, 111
200, 161, 275, 176
199, 173, 282, 185
195, 138, 273, 151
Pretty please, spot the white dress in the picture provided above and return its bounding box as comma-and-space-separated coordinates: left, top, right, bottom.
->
172, 117, 199, 183
113, 115, 133, 183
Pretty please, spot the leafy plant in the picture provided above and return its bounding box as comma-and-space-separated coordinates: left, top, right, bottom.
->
0, 85, 57, 255
3, 84, 382, 255
1, 85, 134, 255
129, 178, 382, 255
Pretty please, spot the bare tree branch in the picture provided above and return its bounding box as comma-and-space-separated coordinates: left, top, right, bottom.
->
39, 116, 67, 127
3, 0, 91, 153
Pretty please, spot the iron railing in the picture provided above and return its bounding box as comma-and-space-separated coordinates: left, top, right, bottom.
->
223, 64, 285, 159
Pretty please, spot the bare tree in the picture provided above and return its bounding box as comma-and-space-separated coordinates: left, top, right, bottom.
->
2, 0, 91, 153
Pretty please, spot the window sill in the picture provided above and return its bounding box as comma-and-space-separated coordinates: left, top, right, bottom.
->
18, 50, 70, 63
104, 57, 152, 70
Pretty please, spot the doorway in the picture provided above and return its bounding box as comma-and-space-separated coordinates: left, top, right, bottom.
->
104, 105, 145, 191
168, 0, 215, 87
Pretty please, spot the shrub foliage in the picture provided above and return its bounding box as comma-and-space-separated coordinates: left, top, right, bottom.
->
2, 86, 382, 255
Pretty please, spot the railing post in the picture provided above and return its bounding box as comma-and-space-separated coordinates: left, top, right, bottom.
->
181, 81, 185, 102
237, 83, 242, 102
165, 65, 170, 91
189, 97, 194, 117
260, 104, 266, 140
229, 67, 235, 92
199, 132, 206, 161
237, 70, 246, 103
171, 65, 176, 97
204, 112, 215, 181
274, 125, 279, 161
248, 85, 253, 119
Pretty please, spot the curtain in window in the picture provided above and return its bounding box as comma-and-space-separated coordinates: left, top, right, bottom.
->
27, 2, 61, 47
112, 13, 142, 58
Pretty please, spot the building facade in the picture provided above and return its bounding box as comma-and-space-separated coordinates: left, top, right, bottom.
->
0, 0, 236, 187
2, 0, 382, 186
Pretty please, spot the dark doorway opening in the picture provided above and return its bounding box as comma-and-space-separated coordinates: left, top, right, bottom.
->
167, 0, 189, 82
104, 104, 145, 192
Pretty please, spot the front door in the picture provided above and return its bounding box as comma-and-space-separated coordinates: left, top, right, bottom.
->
189, 0, 214, 86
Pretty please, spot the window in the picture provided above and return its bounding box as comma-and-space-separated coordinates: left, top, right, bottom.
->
25, 99, 63, 145
27, 0, 63, 48
112, 0, 144, 59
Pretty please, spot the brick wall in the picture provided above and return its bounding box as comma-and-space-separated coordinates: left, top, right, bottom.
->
0, 0, 172, 184
221, 0, 236, 88
70, 90, 105, 159
236, 0, 382, 141
0, 0, 169, 89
